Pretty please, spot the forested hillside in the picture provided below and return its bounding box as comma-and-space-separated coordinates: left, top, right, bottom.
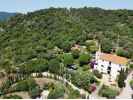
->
0, 7, 132, 72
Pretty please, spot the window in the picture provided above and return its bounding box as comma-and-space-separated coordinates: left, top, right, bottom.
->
107, 66, 111, 70
107, 70, 110, 74
109, 61, 111, 65
101, 65, 104, 68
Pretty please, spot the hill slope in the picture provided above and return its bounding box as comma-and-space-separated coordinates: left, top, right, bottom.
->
0, 7, 132, 71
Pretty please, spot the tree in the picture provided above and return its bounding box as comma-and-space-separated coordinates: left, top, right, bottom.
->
93, 70, 102, 79
79, 53, 91, 66
71, 48, 80, 59
117, 69, 126, 88
116, 48, 130, 58
129, 80, 133, 90
48, 83, 65, 99
48, 58, 61, 74
85, 40, 98, 53
63, 53, 74, 66
99, 85, 118, 99
28, 87, 42, 99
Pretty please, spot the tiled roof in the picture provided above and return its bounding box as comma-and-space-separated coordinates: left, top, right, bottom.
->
100, 53, 128, 65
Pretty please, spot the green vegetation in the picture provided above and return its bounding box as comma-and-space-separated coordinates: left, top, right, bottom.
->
79, 53, 91, 66
99, 85, 118, 99
130, 64, 133, 69
13, 78, 38, 92
129, 80, 133, 90
85, 40, 98, 53
28, 87, 42, 99
48, 83, 65, 99
93, 70, 102, 79
116, 48, 130, 58
117, 69, 126, 88
71, 70, 97, 92
0, 7, 132, 76
68, 88, 80, 99
63, 53, 74, 66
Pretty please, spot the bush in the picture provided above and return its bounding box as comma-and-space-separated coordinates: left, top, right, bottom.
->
28, 87, 42, 99
130, 64, 133, 69
43, 83, 49, 90
82, 65, 90, 71
129, 80, 133, 90
93, 70, 102, 79
71, 49, 80, 59
48, 83, 65, 99
68, 89, 80, 99
79, 53, 90, 66
116, 48, 130, 58
3, 95, 22, 99
13, 78, 38, 92
63, 53, 74, 66
71, 71, 98, 92
99, 85, 118, 99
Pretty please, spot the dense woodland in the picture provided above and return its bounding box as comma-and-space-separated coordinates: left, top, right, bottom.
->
0, 7, 133, 73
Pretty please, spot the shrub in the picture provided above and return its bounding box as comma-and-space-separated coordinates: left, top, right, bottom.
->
63, 53, 74, 66
129, 80, 133, 90
3, 95, 22, 99
99, 85, 118, 99
71, 71, 98, 92
93, 70, 102, 79
116, 48, 130, 58
43, 83, 49, 90
68, 89, 80, 99
28, 87, 42, 99
13, 78, 38, 92
82, 65, 90, 71
71, 49, 80, 59
79, 53, 90, 66
130, 64, 133, 69
48, 83, 65, 99
117, 69, 126, 88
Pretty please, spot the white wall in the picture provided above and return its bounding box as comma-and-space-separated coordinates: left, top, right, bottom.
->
94, 59, 126, 80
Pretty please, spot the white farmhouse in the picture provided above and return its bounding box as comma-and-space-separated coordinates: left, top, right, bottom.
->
94, 51, 128, 81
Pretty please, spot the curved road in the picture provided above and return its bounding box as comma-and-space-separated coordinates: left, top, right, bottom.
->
32, 72, 89, 99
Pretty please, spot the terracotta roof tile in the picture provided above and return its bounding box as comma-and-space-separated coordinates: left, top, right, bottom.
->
100, 53, 128, 65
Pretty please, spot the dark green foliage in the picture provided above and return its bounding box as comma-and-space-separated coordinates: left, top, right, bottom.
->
68, 88, 80, 99
48, 58, 61, 74
71, 71, 97, 92
48, 83, 65, 99
129, 80, 133, 90
79, 53, 90, 66
28, 87, 42, 99
93, 70, 102, 79
13, 78, 38, 92
130, 64, 133, 69
117, 69, 126, 88
3, 95, 22, 99
63, 53, 74, 66
116, 48, 130, 58
99, 85, 118, 99
71, 49, 80, 59
0, 7, 133, 75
